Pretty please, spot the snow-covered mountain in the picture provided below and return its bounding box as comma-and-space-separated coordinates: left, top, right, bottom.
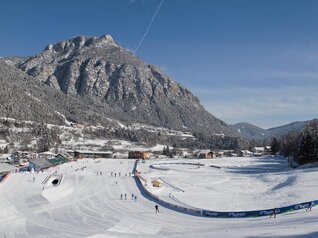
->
0, 46, 245, 149
5, 34, 238, 137
267, 120, 312, 138
231, 122, 270, 140
233, 119, 318, 141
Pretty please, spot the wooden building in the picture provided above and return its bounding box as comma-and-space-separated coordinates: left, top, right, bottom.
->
197, 150, 215, 159
74, 150, 113, 159
128, 151, 151, 160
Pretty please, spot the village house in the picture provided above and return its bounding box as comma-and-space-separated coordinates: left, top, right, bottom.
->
38, 151, 56, 160
12, 151, 36, 161
195, 150, 216, 159
48, 154, 69, 165
65, 149, 75, 157
265, 146, 272, 154
223, 150, 235, 157
29, 154, 69, 171
128, 151, 151, 160
252, 147, 265, 156
29, 158, 53, 171
74, 150, 113, 159
113, 152, 127, 159
215, 151, 225, 157
238, 150, 254, 157
0, 154, 13, 163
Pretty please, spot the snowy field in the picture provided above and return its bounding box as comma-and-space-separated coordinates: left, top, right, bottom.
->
0, 157, 318, 237
138, 157, 318, 211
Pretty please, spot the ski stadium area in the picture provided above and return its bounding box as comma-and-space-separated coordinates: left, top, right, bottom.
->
0, 156, 318, 237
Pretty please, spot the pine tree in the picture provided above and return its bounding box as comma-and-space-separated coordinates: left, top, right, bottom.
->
270, 137, 279, 155
297, 120, 318, 164
298, 134, 313, 164
162, 146, 166, 155
166, 146, 170, 156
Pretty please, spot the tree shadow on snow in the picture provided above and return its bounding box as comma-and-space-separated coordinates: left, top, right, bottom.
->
226, 157, 288, 175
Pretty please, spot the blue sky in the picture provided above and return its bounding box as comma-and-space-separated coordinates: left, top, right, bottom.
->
1, 0, 318, 128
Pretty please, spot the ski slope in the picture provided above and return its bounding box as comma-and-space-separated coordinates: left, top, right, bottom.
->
0, 157, 318, 237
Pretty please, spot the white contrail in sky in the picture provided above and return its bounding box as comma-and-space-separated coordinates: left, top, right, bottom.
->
134, 0, 165, 54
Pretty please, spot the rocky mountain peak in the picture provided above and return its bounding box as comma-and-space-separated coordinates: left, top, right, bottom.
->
12, 35, 239, 136
44, 34, 118, 53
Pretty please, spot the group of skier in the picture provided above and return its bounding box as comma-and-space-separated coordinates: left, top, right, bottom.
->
120, 193, 137, 201
119, 193, 160, 213
111, 171, 132, 177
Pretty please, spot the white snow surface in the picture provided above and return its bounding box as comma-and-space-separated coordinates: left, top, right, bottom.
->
0, 156, 318, 237
139, 157, 317, 211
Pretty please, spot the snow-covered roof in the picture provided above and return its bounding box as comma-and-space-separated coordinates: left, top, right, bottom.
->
254, 147, 265, 151
29, 158, 52, 169
74, 150, 113, 154
0, 154, 11, 159
198, 150, 212, 154
39, 151, 56, 155
113, 152, 124, 156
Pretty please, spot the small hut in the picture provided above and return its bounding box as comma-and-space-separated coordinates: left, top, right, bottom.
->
152, 180, 161, 187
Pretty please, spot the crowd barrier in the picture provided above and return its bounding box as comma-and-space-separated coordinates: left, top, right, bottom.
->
202, 200, 317, 218
134, 160, 317, 218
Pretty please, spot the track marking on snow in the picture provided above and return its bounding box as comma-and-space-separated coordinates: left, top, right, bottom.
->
108, 217, 160, 235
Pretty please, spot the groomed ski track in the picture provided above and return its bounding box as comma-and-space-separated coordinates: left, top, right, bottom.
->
0, 158, 318, 237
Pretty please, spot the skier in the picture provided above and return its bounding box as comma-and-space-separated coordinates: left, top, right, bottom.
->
120, 194, 123, 200
270, 208, 278, 218
124, 194, 127, 200
155, 204, 159, 213
32, 177, 35, 183
134, 195, 137, 202
306, 201, 314, 211
132, 193, 134, 200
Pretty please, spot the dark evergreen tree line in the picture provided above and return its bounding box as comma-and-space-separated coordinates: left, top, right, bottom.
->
268, 120, 318, 165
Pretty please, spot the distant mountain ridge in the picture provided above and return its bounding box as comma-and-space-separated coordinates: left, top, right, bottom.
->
267, 121, 312, 138
231, 122, 270, 140
232, 120, 317, 141
0, 34, 247, 150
